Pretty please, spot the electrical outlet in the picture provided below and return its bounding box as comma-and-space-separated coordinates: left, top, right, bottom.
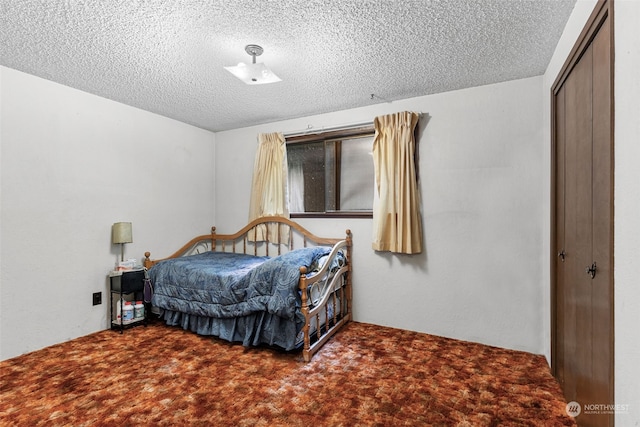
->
92, 292, 102, 306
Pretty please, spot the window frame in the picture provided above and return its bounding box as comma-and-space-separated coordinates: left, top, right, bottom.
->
286, 125, 375, 219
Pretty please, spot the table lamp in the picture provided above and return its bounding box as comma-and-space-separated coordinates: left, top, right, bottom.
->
112, 222, 133, 261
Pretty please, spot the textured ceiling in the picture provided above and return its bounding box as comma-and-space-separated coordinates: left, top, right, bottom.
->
1, 0, 576, 132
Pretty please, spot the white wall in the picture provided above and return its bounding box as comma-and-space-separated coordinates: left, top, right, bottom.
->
614, 0, 640, 423
215, 76, 545, 354
0, 66, 216, 360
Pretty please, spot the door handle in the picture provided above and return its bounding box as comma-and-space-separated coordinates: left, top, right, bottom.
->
558, 250, 566, 262
586, 262, 597, 279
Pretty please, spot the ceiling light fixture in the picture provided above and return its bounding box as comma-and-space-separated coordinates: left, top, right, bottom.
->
224, 44, 281, 85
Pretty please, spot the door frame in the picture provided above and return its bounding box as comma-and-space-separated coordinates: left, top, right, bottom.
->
550, 0, 615, 400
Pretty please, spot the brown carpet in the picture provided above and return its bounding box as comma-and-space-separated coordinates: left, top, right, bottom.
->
0, 321, 575, 426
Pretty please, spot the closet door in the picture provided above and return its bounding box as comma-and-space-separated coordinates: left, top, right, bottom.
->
551, 2, 613, 426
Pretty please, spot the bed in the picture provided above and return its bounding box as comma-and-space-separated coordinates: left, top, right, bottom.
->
143, 216, 352, 362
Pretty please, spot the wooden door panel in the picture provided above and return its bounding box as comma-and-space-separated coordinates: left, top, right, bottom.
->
564, 44, 594, 406
590, 16, 613, 412
554, 85, 567, 390
562, 74, 579, 400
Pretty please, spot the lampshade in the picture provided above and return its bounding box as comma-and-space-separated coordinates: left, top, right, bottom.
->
112, 222, 133, 244
224, 62, 281, 85
224, 44, 281, 85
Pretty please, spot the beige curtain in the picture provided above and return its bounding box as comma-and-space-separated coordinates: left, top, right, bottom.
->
372, 111, 422, 254
248, 132, 290, 242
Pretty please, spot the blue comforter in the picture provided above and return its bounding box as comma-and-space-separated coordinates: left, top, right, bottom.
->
150, 246, 331, 329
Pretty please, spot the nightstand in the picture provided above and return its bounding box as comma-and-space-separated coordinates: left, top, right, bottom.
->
109, 269, 147, 333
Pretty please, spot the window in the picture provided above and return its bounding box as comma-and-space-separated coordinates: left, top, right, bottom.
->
286, 125, 375, 218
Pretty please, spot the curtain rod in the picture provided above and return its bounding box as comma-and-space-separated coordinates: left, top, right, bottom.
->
282, 111, 426, 138
283, 121, 374, 138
